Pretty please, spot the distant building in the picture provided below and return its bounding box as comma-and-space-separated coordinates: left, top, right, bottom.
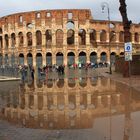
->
0, 9, 140, 67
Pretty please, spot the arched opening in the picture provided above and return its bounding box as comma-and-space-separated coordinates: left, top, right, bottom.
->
27, 53, 33, 66
66, 21, 74, 29
56, 52, 63, 65
36, 30, 42, 46
5, 34, 9, 49
27, 32, 32, 46
78, 29, 86, 45
90, 29, 96, 44
79, 78, 87, 87
57, 79, 64, 88
0, 28, 2, 34
46, 30, 52, 47
67, 52, 75, 66
135, 32, 139, 43
79, 52, 86, 65
100, 30, 107, 42
110, 31, 116, 42
68, 78, 76, 88
56, 29, 63, 46
119, 31, 124, 42
11, 54, 15, 66
120, 52, 124, 56
11, 33, 16, 47
110, 52, 116, 65
36, 53, 42, 67
100, 52, 107, 62
90, 52, 97, 63
0, 54, 3, 65
0, 36, 3, 48
67, 29, 74, 45
19, 54, 24, 65
18, 32, 24, 46
4, 54, 8, 65
46, 52, 52, 65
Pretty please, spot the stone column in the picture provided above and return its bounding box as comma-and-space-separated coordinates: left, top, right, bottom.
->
107, 95, 111, 107
131, 33, 135, 43
87, 94, 91, 106
33, 53, 36, 67
43, 95, 47, 109
25, 94, 29, 109
23, 34, 27, 47
96, 31, 100, 42
52, 53, 56, 65
97, 96, 102, 107
42, 31, 46, 47
106, 32, 109, 43
42, 52, 46, 66
34, 94, 38, 109
32, 32, 36, 47
116, 32, 119, 43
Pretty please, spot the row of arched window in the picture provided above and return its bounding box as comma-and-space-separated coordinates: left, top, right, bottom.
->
0, 29, 139, 48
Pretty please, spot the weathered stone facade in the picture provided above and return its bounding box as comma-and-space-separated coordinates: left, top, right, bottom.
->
0, 9, 140, 67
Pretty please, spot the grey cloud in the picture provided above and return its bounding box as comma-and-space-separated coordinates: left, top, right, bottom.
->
0, 0, 139, 23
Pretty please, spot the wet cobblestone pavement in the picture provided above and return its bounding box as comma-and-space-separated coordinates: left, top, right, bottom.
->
0, 68, 140, 140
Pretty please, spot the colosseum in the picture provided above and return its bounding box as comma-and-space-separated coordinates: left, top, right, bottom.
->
0, 9, 140, 67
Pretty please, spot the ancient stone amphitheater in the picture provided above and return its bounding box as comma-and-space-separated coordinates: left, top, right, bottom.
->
0, 9, 140, 67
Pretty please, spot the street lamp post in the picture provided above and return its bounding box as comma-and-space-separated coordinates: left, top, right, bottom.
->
101, 2, 112, 74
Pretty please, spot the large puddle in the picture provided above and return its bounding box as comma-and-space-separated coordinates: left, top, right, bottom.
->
0, 76, 140, 140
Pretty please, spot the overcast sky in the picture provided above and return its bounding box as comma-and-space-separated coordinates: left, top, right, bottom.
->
0, 0, 139, 23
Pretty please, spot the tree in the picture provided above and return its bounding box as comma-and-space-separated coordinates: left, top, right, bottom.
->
119, 0, 132, 77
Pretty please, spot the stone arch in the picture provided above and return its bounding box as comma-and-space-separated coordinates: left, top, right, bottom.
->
79, 51, 86, 65
36, 53, 42, 67
135, 32, 139, 43
90, 29, 96, 44
100, 30, 107, 42
100, 52, 107, 62
68, 78, 76, 88
66, 21, 74, 29
46, 30, 52, 47
67, 52, 75, 66
119, 31, 124, 42
57, 79, 64, 88
56, 29, 63, 46
5, 34, 9, 48
67, 29, 74, 45
27, 53, 33, 66
19, 53, 24, 65
56, 52, 63, 65
90, 52, 97, 63
11, 33, 16, 47
46, 52, 52, 65
78, 29, 86, 45
120, 52, 124, 56
27, 32, 32, 46
18, 32, 24, 46
110, 31, 116, 42
36, 30, 42, 46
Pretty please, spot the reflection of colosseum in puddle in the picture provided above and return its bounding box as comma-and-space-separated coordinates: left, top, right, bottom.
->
1, 77, 140, 129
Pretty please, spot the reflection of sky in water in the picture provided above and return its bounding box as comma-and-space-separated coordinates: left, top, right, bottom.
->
0, 77, 140, 140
